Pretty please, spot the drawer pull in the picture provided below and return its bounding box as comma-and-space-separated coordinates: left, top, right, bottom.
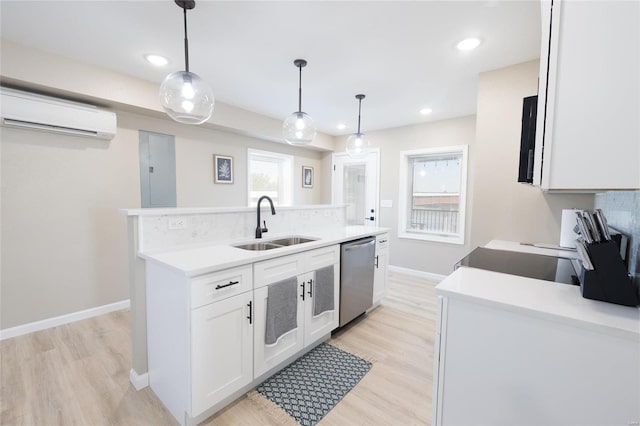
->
215, 280, 240, 290
307, 279, 313, 297
300, 282, 306, 301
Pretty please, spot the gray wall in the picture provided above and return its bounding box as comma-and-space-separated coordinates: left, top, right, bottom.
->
337, 116, 478, 275
470, 60, 594, 249
594, 191, 640, 285
1, 110, 330, 329
335, 60, 594, 276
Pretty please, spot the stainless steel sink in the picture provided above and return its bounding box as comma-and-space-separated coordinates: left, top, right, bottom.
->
269, 236, 317, 246
232, 236, 318, 251
233, 242, 283, 251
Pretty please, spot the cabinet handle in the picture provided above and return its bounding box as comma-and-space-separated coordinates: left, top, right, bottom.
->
215, 280, 239, 290
247, 301, 252, 325
307, 279, 313, 297
300, 282, 305, 301
375, 255, 379, 268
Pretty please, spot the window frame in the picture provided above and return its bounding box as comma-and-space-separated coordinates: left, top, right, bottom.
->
398, 145, 469, 245
247, 148, 294, 207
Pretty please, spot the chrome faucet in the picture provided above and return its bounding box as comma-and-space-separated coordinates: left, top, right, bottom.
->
255, 195, 276, 239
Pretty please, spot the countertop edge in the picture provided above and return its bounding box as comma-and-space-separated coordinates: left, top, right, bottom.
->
436, 267, 640, 341
140, 227, 389, 278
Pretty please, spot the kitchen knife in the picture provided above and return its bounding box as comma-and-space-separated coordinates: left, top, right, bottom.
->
575, 239, 594, 270
575, 212, 593, 244
594, 209, 611, 241
582, 211, 601, 243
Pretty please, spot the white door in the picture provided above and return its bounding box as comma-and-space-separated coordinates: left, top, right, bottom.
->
332, 149, 380, 226
253, 283, 305, 378
303, 265, 340, 346
191, 292, 253, 417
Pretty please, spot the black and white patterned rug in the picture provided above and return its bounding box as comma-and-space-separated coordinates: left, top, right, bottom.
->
256, 343, 373, 426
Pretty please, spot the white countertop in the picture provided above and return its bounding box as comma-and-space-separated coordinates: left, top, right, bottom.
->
437, 241, 640, 340
140, 225, 388, 277
120, 204, 344, 216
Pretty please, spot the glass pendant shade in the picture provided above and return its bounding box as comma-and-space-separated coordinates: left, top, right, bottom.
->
160, 71, 214, 125
345, 132, 370, 159
283, 111, 316, 146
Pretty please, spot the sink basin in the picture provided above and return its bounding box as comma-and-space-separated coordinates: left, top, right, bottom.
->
233, 242, 282, 251
232, 236, 318, 251
269, 236, 318, 246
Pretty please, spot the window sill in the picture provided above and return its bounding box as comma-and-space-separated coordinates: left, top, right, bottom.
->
398, 231, 464, 245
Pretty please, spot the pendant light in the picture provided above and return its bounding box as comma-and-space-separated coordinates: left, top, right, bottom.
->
345, 94, 370, 158
159, 0, 214, 125
283, 59, 316, 146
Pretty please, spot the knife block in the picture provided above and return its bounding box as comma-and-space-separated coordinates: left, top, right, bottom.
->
579, 240, 639, 307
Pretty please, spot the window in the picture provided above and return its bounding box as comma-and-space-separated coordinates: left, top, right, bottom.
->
247, 149, 293, 206
398, 145, 468, 244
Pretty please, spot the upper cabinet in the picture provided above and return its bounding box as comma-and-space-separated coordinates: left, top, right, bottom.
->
533, 0, 640, 192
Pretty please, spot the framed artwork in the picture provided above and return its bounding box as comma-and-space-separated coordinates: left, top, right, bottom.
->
302, 166, 313, 188
214, 155, 233, 184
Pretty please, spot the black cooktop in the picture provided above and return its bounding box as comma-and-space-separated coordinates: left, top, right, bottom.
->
456, 247, 579, 285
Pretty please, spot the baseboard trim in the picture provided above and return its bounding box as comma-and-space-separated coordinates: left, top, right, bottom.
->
388, 265, 448, 282
129, 368, 149, 390
0, 299, 131, 341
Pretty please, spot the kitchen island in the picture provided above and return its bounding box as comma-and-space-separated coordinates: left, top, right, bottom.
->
433, 241, 640, 426
121, 204, 389, 425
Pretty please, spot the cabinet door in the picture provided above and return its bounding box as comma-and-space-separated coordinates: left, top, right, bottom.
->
535, 0, 640, 191
191, 292, 253, 417
253, 283, 305, 378
303, 266, 340, 346
373, 244, 389, 306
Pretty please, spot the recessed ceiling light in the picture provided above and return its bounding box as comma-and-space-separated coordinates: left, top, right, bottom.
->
145, 54, 169, 67
456, 37, 481, 51
420, 108, 433, 115
336, 123, 347, 130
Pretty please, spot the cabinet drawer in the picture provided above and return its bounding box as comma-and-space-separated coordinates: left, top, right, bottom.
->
305, 245, 340, 271
254, 253, 304, 289
191, 265, 253, 309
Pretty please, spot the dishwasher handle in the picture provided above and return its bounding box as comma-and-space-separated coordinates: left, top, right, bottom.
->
343, 239, 375, 252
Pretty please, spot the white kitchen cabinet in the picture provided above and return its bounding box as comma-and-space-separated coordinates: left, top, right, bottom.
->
146, 263, 254, 425
533, 0, 640, 191
372, 233, 389, 306
253, 246, 340, 377
191, 291, 253, 417
433, 269, 640, 425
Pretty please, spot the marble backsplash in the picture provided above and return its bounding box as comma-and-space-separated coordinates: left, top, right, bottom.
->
594, 190, 640, 283
139, 205, 347, 252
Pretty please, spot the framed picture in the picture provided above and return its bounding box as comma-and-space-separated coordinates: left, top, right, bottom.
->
214, 155, 233, 184
302, 166, 313, 188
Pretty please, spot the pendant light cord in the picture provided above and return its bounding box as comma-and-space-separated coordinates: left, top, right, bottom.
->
183, 6, 190, 72
298, 64, 303, 113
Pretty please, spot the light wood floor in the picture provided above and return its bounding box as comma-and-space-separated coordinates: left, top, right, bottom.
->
1, 271, 439, 426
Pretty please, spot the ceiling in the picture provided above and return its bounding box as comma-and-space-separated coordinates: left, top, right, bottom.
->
0, 1, 541, 136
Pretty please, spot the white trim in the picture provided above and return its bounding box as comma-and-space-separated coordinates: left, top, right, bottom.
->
388, 265, 448, 282
331, 148, 381, 227
129, 369, 150, 390
398, 145, 469, 245
0, 299, 130, 341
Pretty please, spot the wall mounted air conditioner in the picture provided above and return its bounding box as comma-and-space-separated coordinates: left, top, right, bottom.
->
0, 87, 117, 140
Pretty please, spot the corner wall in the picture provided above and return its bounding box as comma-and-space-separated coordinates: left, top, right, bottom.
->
470, 60, 594, 248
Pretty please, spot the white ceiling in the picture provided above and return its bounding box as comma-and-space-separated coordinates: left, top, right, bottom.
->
0, 1, 541, 136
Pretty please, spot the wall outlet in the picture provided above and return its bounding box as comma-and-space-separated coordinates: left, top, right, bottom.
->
168, 218, 187, 230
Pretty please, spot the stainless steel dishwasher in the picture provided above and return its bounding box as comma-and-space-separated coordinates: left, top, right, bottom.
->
339, 236, 376, 327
